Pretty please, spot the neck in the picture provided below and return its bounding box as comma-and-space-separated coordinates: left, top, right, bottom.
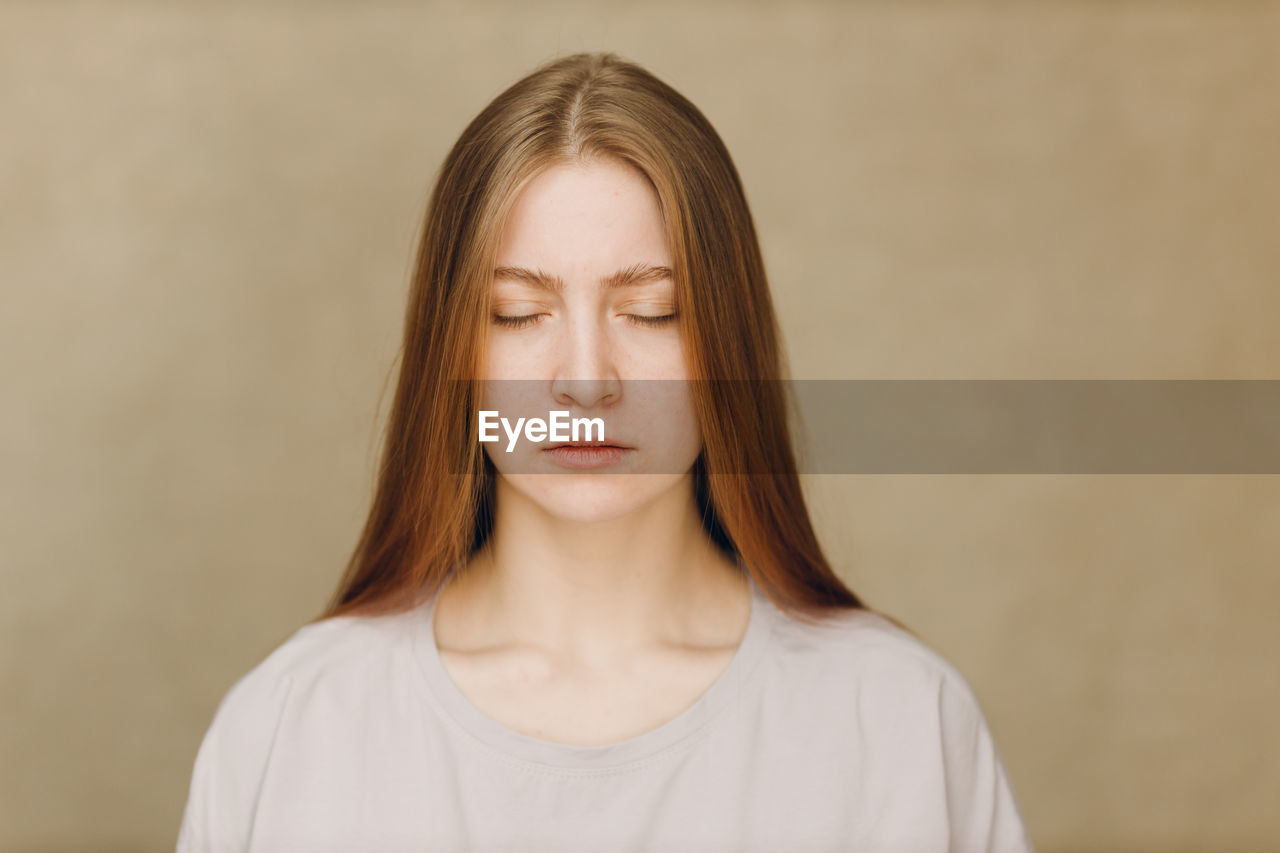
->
447, 474, 745, 661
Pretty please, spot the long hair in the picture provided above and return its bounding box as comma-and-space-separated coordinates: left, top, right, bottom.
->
316, 51, 875, 627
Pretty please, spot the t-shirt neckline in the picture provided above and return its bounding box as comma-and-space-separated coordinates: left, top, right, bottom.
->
411, 570, 775, 771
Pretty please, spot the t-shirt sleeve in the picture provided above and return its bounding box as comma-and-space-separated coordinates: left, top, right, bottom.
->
936, 668, 1036, 853
175, 664, 297, 853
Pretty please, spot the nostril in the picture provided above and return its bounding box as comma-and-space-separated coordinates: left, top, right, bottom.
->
550, 376, 623, 410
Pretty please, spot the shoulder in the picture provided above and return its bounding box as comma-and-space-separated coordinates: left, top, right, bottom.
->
208, 608, 422, 737
767, 603, 984, 713
206, 601, 430, 747
757, 604, 1035, 850
237, 611, 411, 687
177, 610, 423, 851
190, 610, 420, 762
757, 601, 999, 761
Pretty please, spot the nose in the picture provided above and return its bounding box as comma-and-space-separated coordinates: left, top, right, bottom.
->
550, 309, 621, 409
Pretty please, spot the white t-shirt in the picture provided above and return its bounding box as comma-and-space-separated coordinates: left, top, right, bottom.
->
177, 573, 1035, 852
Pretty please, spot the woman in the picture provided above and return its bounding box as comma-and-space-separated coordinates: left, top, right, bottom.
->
177, 51, 1034, 852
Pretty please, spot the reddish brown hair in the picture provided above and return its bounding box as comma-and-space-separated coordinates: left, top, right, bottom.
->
317, 51, 879, 627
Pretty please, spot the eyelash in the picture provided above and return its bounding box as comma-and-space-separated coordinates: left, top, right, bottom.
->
491, 314, 542, 329
491, 313, 679, 329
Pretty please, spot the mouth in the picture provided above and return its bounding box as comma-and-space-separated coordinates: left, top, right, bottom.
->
542, 441, 634, 470
545, 440, 632, 450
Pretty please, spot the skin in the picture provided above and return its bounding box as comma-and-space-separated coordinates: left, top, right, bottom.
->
431, 156, 751, 746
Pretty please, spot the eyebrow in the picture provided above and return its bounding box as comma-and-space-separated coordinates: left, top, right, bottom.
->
492, 262, 674, 293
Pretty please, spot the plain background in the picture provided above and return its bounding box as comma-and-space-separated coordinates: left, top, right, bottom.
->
3, 1, 1278, 850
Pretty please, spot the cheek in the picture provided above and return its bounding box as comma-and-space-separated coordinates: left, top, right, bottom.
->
618, 333, 689, 381
481, 340, 517, 381
639, 384, 701, 471
482, 332, 560, 382
675, 391, 702, 453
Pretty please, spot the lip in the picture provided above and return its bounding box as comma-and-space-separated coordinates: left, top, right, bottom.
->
546, 439, 631, 449
542, 444, 633, 469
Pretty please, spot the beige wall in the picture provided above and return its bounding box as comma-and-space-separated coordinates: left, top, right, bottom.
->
2, 1, 1277, 850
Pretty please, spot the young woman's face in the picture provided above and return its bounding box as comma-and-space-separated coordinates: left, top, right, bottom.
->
479, 157, 701, 523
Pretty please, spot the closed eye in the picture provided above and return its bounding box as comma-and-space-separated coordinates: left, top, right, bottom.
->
492, 312, 678, 329
626, 313, 678, 328
492, 313, 545, 329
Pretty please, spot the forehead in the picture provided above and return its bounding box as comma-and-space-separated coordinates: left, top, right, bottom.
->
495, 159, 671, 271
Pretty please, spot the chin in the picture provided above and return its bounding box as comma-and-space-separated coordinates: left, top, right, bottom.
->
504, 472, 687, 524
